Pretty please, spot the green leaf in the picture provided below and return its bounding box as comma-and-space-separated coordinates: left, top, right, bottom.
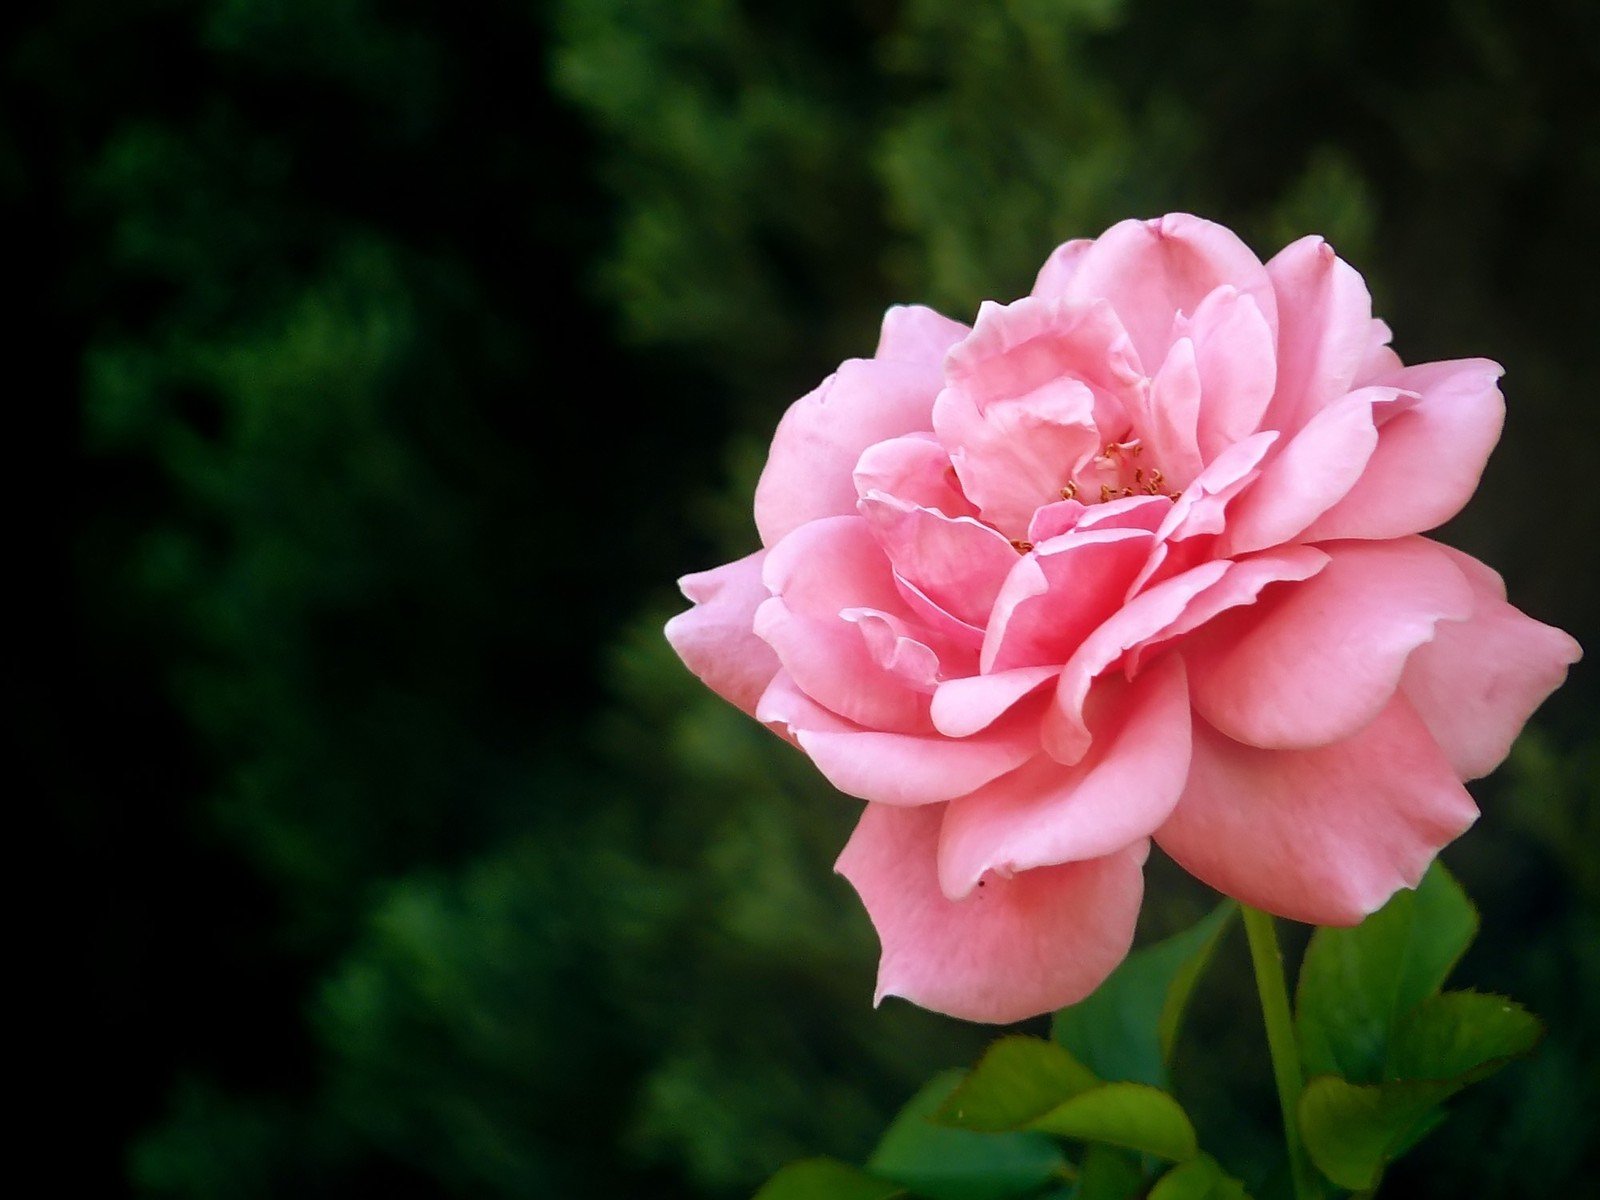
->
934, 1039, 1198, 1164
1028, 1082, 1199, 1162
1148, 1155, 1253, 1200
1295, 863, 1477, 1081
1075, 1145, 1145, 1200
752, 1158, 906, 1200
870, 1070, 1069, 1200
1300, 987, 1544, 1192
936, 1038, 1099, 1131
1298, 1076, 1456, 1191
1054, 902, 1237, 1086
1384, 990, 1543, 1083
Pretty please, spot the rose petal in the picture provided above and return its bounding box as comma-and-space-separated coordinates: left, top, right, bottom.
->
1062, 213, 1278, 375
1222, 385, 1419, 556
1031, 238, 1094, 299
1401, 545, 1582, 779
755, 358, 945, 545
1297, 359, 1506, 542
875, 303, 971, 365
1042, 559, 1233, 764
1182, 286, 1278, 460
1156, 699, 1478, 925
853, 433, 978, 518
934, 296, 1143, 535
755, 597, 932, 732
859, 491, 1018, 628
1130, 337, 1204, 487
664, 549, 780, 716
837, 803, 1148, 1023
1185, 537, 1473, 751
758, 672, 1044, 806
931, 666, 1061, 738
762, 515, 905, 618
938, 655, 1191, 897
981, 527, 1156, 674
1261, 236, 1374, 435
1354, 318, 1403, 384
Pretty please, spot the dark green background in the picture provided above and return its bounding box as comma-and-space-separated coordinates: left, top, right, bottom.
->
20, 1, 1597, 1195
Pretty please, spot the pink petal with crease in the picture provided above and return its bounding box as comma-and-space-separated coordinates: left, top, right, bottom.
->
1157, 700, 1478, 925
664, 549, 780, 716
938, 655, 1191, 897
837, 803, 1147, 1023
1185, 537, 1473, 751
755, 358, 944, 545
1401, 545, 1582, 779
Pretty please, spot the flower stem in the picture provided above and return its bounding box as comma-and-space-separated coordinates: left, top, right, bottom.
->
1241, 904, 1317, 1200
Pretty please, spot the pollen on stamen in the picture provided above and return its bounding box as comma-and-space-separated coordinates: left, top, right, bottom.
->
1060, 481, 1078, 501
1010, 539, 1034, 554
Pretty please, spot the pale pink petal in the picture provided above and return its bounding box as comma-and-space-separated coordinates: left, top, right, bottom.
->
875, 303, 971, 365
1261, 236, 1374, 435
934, 296, 1143, 534
1129, 337, 1204, 487
1182, 286, 1278, 460
1354, 318, 1403, 384
664, 549, 779, 716
1062, 214, 1278, 375
1026, 499, 1088, 543
1401, 545, 1582, 779
1222, 386, 1418, 556
859, 492, 1018, 628
1124, 545, 1331, 674
754, 597, 932, 733
754, 358, 944, 545
762, 515, 905, 618
1150, 430, 1278, 547
1042, 559, 1233, 764
938, 656, 1191, 897
981, 528, 1155, 674
1031, 238, 1094, 298
1297, 359, 1505, 542
842, 608, 943, 694
853, 433, 978, 518
837, 803, 1148, 1023
1156, 700, 1479, 925
1185, 537, 1473, 751
931, 666, 1062, 738
758, 672, 1044, 806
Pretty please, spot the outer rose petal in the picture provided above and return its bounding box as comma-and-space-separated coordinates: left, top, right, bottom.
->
1156, 700, 1478, 926
1401, 547, 1582, 779
1186, 537, 1473, 751
875, 303, 971, 365
754, 358, 944, 545
837, 803, 1148, 1023
1298, 359, 1506, 542
1062, 213, 1278, 375
664, 549, 779, 716
938, 656, 1191, 897
763, 515, 906, 618
757, 672, 1041, 806
1261, 236, 1374, 435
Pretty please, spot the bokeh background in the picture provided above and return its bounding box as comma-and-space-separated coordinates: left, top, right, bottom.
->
20, 1, 1598, 1195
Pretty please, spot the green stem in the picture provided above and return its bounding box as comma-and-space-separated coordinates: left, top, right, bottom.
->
1241, 905, 1317, 1200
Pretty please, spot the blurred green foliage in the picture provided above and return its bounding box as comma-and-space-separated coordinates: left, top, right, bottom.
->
17, 0, 1597, 1196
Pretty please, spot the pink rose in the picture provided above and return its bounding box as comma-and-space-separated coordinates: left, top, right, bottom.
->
665, 214, 1581, 1024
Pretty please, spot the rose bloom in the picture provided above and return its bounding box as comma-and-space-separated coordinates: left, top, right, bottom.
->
665, 214, 1580, 1024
